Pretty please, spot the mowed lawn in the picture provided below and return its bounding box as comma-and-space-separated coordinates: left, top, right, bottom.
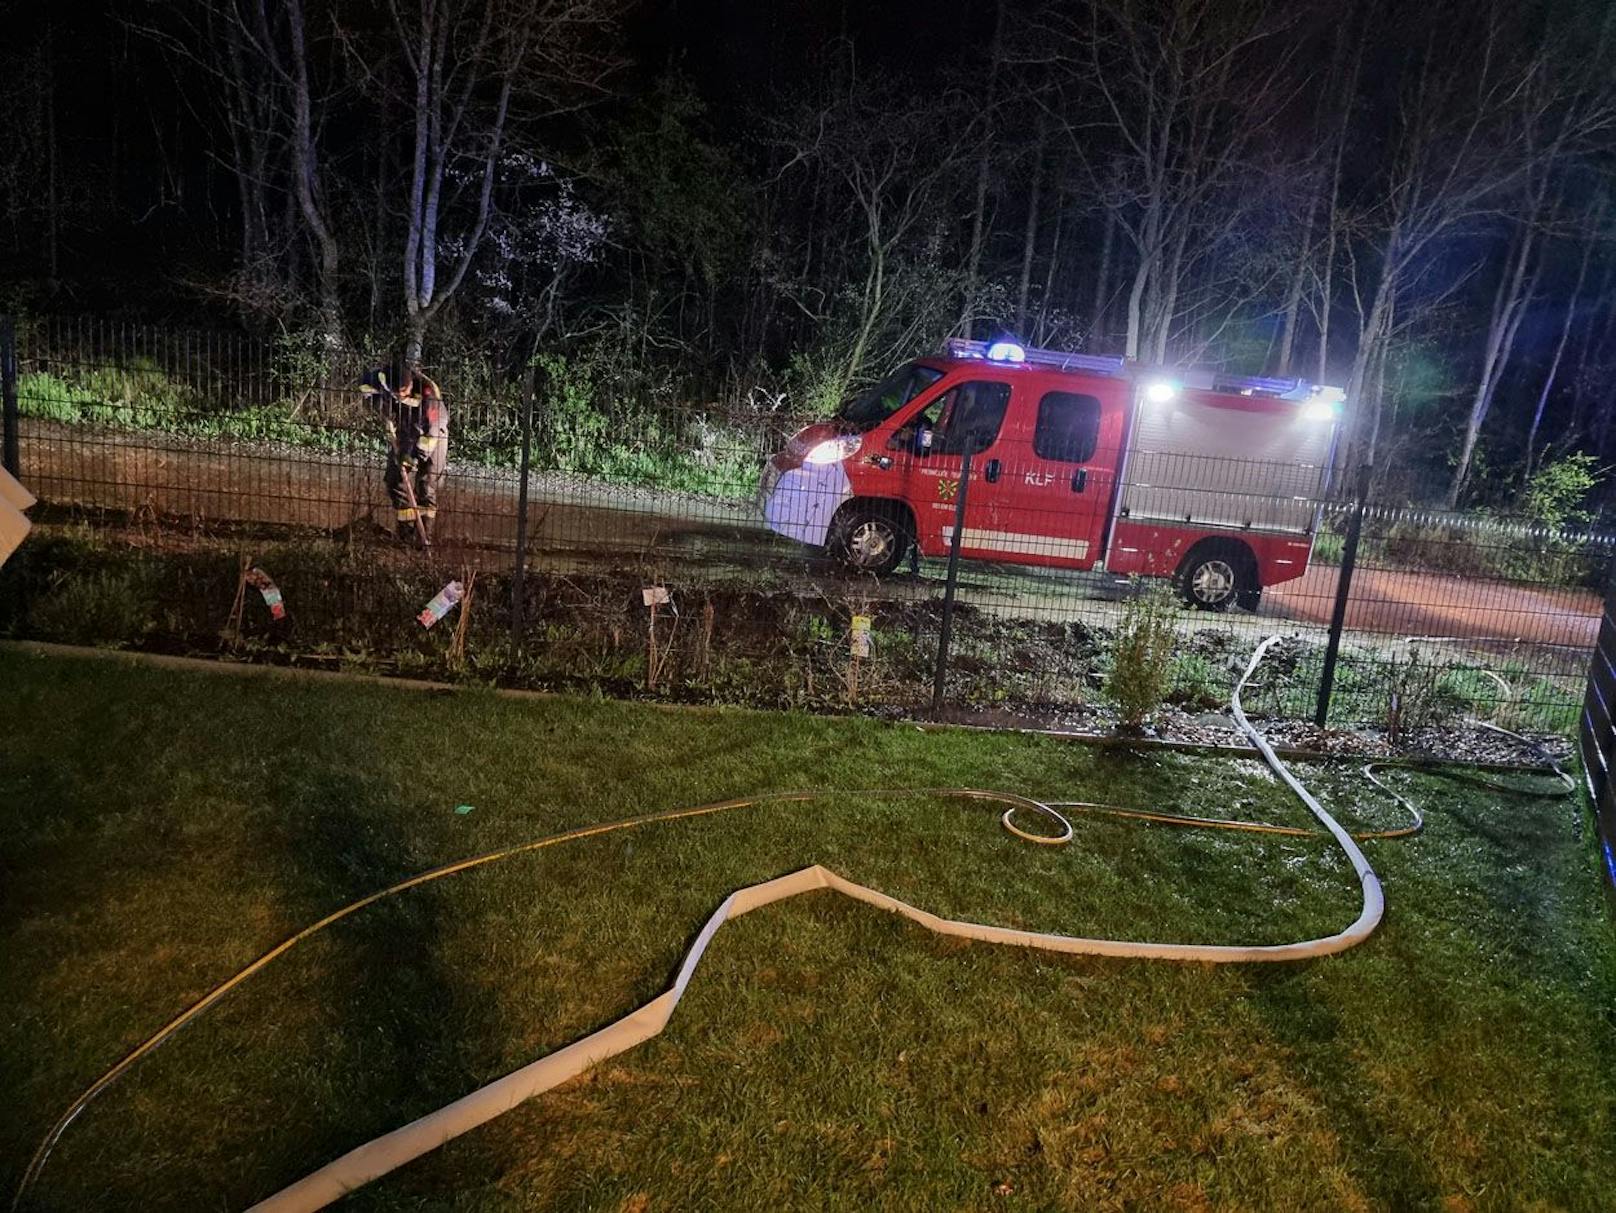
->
2, 648, 1614, 1212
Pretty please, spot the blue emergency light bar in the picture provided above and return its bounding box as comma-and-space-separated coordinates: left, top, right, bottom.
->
941, 337, 1345, 404
944, 338, 1128, 376
1176, 367, 1343, 402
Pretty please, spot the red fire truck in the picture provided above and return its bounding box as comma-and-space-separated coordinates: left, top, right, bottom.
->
757, 338, 1343, 611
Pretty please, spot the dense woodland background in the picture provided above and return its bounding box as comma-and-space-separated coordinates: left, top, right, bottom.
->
3, 0, 1616, 512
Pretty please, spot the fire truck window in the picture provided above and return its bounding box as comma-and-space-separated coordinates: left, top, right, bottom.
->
1033, 392, 1101, 463
838, 362, 945, 429
935, 381, 1012, 456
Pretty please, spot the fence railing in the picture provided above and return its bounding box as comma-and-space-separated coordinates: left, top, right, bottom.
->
0, 315, 1606, 746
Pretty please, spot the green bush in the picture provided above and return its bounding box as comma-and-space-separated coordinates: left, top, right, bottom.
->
1105, 584, 1179, 729
16, 371, 93, 423
29, 568, 157, 648
534, 351, 762, 497
1523, 453, 1600, 530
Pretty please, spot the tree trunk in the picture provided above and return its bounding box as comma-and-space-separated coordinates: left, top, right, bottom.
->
1445, 224, 1538, 509
959, 0, 1004, 338
1124, 249, 1149, 362
1014, 119, 1047, 334
1314, 43, 1355, 383
1523, 233, 1593, 483
1316, 214, 1337, 382
1364, 293, 1393, 467
1035, 200, 1063, 345
1090, 207, 1114, 349
1564, 255, 1615, 449
1150, 222, 1189, 363
1273, 174, 1320, 375
1340, 260, 1395, 481
283, 0, 341, 349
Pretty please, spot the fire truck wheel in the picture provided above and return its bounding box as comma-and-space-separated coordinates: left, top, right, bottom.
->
828, 502, 911, 576
1177, 543, 1255, 612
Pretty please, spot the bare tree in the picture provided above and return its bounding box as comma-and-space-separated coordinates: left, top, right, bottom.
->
380, 0, 622, 360
773, 71, 973, 403
138, 0, 341, 337
1523, 206, 1601, 481
1047, 0, 1303, 362
959, 0, 1007, 338
1328, 5, 1555, 490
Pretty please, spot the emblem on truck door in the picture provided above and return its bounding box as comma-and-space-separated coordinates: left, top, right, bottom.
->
937, 477, 960, 502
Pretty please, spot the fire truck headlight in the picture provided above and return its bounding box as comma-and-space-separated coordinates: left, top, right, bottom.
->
1144, 380, 1178, 404
1302, 400, 1341, 423
804, 435, 861, 464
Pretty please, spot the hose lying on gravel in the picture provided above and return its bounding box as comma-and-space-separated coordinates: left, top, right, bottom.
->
11, 637, 1574, 1213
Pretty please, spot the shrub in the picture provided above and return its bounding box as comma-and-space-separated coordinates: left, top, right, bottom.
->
1381, 645, 1462, 745
29, 568, 157, 648
1523, 453, 1600, 531
534, 350, 765, 498
16, 371, 92, 423
1106, 584, 1179, 729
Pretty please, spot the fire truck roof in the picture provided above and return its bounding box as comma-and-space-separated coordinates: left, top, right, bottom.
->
939, 337, 1345, 406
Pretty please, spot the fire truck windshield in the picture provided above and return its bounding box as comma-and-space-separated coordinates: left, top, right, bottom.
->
836, 362, 944, 430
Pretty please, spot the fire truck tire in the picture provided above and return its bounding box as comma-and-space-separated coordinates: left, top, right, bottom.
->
827, 501, 912, 576
1176, 541, 1257, 613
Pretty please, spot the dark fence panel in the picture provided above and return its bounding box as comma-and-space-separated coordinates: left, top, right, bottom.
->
1, 314, 1606, 745
1578, 571, 1616, 892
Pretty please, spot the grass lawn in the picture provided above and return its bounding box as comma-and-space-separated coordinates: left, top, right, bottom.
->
2, 647, 1614, 1211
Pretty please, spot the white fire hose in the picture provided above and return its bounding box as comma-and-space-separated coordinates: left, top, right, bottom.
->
12, 637, 1572, 1211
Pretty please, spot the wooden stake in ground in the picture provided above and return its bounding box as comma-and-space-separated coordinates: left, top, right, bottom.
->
849, 613, 872, 706
449, 567, 477, 668
643, 586, 670, 691
223, 553, 252, 649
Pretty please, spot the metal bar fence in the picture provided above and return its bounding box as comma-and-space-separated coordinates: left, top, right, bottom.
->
2, 316, 17, 478
1579, 565, 1616, 894
0, 314, 1607, 747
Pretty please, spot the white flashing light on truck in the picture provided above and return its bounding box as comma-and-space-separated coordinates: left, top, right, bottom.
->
756, 338, 1345, 612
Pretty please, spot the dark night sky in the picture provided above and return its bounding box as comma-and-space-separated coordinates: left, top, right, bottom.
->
2, 0, 999, 304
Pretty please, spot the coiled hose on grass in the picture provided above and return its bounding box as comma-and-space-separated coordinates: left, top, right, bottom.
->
12, 637, 1575, 1212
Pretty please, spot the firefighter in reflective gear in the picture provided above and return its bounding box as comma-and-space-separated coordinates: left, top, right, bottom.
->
360, 362, 449, 545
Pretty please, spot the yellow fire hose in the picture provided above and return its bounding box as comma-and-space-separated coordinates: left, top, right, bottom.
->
11, 638, 1574, 1211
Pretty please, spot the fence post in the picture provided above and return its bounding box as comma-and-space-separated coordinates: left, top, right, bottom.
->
511, 365, 535, 650
930, 447, 973, 716
2, 316, 18, 478
1315, 463, 1372, 727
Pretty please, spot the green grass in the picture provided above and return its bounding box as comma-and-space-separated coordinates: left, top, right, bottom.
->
2, 649, 1614, 1211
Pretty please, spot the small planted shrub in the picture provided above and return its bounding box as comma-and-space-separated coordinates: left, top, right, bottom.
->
1382, 644, 1462, 745
1106, 583, 1179, 730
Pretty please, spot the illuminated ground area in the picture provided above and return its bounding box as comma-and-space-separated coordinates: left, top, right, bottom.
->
2, 649, 1612, 1210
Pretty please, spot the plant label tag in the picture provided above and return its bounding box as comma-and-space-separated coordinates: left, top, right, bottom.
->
643, 586, 670, 607
419, 580, 464, 628
851, 614, 872, 658
245, 567, 287, 620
